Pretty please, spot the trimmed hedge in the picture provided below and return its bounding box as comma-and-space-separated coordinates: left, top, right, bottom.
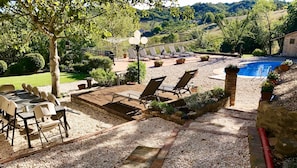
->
252, 48, 266, 56
22, 53, 45, 72
0, 60, 7, 75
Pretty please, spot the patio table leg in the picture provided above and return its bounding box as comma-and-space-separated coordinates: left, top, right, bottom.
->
23, 119, 32, 148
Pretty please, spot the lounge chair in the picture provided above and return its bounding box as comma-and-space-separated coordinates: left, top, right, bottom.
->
158, 69, 198, 98
0, 84, 15, 93
169, 45, 188, 57
178, 46, 195, 57
139, 48, 160, 60
128, 48, 149, 61
149, 47, 170, 59
112, 76, 166, 107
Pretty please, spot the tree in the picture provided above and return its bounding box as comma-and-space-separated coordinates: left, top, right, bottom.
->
283, 0, 297, 33
0, 0, 177, 96
215, 13, 251, 53
203, 12, 215, 24
251, 0, 276, 55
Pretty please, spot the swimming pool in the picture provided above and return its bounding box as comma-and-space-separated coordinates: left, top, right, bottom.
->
238, 61, 281, 77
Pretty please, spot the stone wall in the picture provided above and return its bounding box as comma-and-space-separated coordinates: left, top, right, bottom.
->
257, 101, 297, 156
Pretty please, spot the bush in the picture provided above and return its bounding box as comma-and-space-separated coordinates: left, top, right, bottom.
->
88, 56, 113, 72
21, 53, 45, 73
125, 61, 146, 83
72, 63, 89, 73
7, 62, 24, 75
252, 48, 267, 56
90, 68, 116, 86
0, 60, 7, 75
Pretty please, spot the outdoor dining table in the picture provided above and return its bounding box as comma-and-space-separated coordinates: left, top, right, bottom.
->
1, 91, 69, 148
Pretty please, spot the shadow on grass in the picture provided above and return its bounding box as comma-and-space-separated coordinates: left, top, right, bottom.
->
63, 73, 89, 80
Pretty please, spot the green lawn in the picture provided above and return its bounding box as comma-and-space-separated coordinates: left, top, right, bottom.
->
0, 72, 88, 90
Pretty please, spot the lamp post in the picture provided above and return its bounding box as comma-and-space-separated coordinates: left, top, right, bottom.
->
129, 30, 148, 84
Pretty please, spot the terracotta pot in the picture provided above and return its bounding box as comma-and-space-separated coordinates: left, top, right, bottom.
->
78, 84, 86, 90
176, 58, 185, 64
261, 91, 273, 101
154, 62, 163, 67
280, 64, 289, 72
123, 53, 127, 58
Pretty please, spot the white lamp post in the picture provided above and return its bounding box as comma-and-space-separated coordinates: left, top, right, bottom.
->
129, 30, 148, 84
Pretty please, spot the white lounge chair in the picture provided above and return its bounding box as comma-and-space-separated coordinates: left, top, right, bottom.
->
149, 47, 170, 59
128, 48, 149, 61
139, 48, 160, 60
178, 46, 195, 57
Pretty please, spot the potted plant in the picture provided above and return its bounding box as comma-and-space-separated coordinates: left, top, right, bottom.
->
200, 55, 209, 61
154, 60, 163, 67
176, 58, 185, 64
261, 80, 274, 101
224, 64, 240, 74
280, 59, 293, 71
267, 71, 280, 85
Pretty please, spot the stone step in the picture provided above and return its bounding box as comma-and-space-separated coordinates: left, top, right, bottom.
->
217, 108, 257, 121
120, 146, 161, 168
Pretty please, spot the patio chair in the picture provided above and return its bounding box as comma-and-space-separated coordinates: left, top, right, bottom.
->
139, 48, 160, 60
169, 45, 188, 57
158, 69, 198, 98
0, 84, 15, 93
111, 76, 166, 107
159, 46, 171, 58
33, 102, 63, 145
178, 45, 195, 57
1, 100, 17, 146
128, 48, 149, 61
32, 86, 40, 97
149, 47, 170, 59
47, 93, 70, 129
40, 91, 48, 101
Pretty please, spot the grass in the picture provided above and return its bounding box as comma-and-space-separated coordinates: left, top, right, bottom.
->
0, 72, 88, 90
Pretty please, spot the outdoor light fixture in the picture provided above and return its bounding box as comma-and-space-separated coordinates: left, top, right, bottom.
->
129, 30, 148, 84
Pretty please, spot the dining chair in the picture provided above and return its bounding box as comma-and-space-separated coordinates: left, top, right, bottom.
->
40, 91, 48, 100
32, 87, 40, 97
1, 100, 18, 146
33, 102, 63, 145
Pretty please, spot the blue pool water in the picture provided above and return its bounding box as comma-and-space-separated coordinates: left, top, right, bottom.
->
238, 61, 281, 77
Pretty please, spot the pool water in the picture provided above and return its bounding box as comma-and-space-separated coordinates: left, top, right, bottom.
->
238, 61, 281, 77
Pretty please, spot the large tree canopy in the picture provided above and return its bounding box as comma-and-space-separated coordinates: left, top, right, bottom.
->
0, 0, 177, 96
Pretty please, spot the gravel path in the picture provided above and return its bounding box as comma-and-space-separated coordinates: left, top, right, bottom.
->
2, 55, 288, 167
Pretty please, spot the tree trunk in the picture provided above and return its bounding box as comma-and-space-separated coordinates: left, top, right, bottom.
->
49, 37, 60, 96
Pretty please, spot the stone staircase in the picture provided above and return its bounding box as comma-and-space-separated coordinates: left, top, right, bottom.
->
121, 107, 262, 168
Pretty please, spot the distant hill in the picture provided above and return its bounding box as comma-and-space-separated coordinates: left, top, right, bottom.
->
139, 0, 289, 22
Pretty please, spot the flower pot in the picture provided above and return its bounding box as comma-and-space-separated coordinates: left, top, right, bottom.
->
200, 56, 209, 61
280, 64, 289, 72
78, 84, 86, 90
123, 53, 127, 58
176, 58, 185, 64
154, 62, 163, 67
261, 91, 273, 101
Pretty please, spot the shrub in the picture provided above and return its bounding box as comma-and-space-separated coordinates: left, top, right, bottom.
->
90, 68, 116, 86
184, 88, 225, 111
21, 53, 45, 73
252, 48, 266, 56
7, 62, 24, 75
88, 56, 113, 72
125, 61, 146, 83
0, 60, 7, 75
72, 63, 89, 73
